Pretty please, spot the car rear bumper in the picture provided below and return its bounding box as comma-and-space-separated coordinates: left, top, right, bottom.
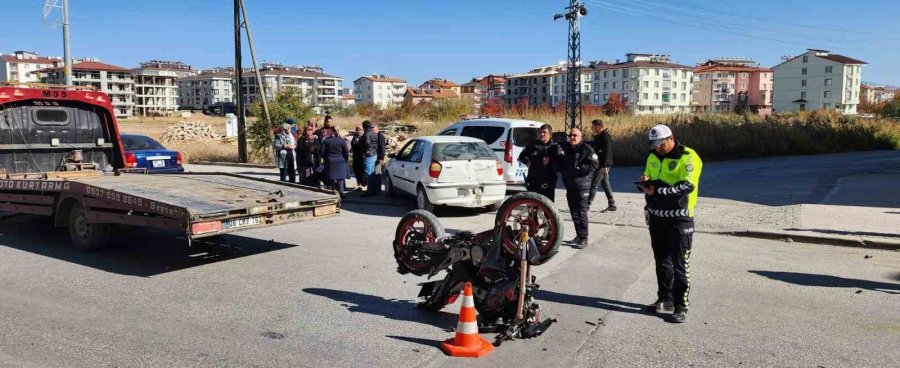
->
424, 182, 506, 208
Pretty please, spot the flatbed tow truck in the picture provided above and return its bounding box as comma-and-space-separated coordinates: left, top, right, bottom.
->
0, 86, 340, 250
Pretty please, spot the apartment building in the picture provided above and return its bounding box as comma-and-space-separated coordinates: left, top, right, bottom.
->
418, 78, 461, 95
861, 84, 896, 104
132, 60, 194, 116
38, 60, 136, 118
589, 53, 694, 114
692, 58, 773, 114
772, 49, 867, 114
177, 68, 235, 112
354, 75, 407, 107
461, 74, 507, 109
241, 65, 343, 107
0, 50, 64, 84
550, 68, 593, 107
505, 66, 563, 106
403, 87, 459, 106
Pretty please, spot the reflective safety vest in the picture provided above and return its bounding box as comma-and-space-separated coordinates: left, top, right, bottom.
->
643, 143, 703, 218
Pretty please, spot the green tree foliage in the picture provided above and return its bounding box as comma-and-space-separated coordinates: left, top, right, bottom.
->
247, 88, 314, 158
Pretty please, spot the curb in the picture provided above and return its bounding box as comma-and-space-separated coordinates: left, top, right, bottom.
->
192, 161, 277, 169
719, 229, 900, 250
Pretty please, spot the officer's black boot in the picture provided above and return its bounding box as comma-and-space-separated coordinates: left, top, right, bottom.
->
672, 307, 687, 323
646, 299, 674, 314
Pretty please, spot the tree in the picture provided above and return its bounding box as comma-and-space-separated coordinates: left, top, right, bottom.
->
602, 93, 627, 116
480, 97, 504, 117
247, 87, 314, 159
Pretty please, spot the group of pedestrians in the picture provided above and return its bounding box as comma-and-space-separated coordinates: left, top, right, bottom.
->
519, 120, 703, 323
273, 116, 386, 198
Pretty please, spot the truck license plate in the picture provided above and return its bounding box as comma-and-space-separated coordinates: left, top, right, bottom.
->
151, 160, 166, 168
222, 216, 261, 229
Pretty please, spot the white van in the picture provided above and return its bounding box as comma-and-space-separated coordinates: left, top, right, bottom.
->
437, 118, 543, 186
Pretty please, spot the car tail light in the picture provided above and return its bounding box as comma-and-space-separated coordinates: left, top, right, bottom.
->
191, 221, 222, 235
496, 159, 503, 176
124, 152, 137, 168
428, 161, 442, 178
504, 141, 513, 164
176, 152, 183, 166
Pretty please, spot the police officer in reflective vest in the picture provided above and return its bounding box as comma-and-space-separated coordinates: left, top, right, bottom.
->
560, 128, 599, 248
518, 124, 560, 201
637, 124, 703, 323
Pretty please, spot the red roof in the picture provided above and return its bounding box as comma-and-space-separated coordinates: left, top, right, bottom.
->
1, 55, 61, 64
38, 61, 131, 73
356, 75, 406, 83
694, 64, 772, 73
818, 54, 867, 65
588, 60, 693, 71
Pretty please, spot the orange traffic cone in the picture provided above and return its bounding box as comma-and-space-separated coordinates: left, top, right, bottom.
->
441, 282, 494, 358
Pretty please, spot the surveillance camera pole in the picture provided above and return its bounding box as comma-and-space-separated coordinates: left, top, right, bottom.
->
555, 0, 587, 131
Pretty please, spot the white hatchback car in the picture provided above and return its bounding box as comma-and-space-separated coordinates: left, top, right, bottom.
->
437, 118, 544, 186
383, 136, 507, 212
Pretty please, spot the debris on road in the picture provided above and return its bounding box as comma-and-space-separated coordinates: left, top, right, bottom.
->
864, 255, 873, 259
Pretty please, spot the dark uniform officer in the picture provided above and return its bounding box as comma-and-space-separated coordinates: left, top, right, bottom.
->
560, 128, 599, 248
518, 124, 560, 201
637, 124, 703, 323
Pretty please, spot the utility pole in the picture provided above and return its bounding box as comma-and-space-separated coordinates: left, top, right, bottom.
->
554, 0, 588, 131
234, 0, 247, 162
61, 0, 72, 86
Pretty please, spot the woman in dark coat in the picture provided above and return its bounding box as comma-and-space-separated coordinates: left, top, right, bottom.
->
295, 125, 322, 187
350, 125, 367, 191
319, 127, 350, 197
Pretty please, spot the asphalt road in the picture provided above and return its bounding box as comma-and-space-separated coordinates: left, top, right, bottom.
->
1, 202, 898, 367
0, 151, 898, 367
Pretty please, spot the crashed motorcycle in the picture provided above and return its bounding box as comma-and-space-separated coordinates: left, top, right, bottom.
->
392, 192, 562, 345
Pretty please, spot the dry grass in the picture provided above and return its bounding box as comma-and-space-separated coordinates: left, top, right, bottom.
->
117, 114, 248, 164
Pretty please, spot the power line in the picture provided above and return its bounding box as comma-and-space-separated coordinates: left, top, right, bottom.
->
619, 0, 858, 44
635, 0, 873, 35
585, 0, 860, 51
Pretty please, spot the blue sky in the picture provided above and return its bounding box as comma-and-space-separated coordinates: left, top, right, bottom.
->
3, 0, 898, 86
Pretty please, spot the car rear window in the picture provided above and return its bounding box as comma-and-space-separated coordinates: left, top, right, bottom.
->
511, 127, 540, 147
459, 125, 506, 145
432, 142, 495, 161
32, 108, 70, 126
122, 135, 166, 151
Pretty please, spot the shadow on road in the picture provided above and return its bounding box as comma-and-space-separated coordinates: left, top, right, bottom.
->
750, 270, 900, 294
303, 288, 458, 330
0, 215, 296, 277
340, 192, 489, 219
538, 289, 655, 317
385, 335, 443, 348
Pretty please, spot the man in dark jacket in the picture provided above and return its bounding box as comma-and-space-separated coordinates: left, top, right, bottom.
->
589, 119, 616, 212
360, 121, 382, 196
560, 128, 600, 248
518, 124, 560, 201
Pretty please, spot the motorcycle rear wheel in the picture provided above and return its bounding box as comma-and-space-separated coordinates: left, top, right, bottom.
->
393, 209, 445, 276
495, 192, 562, 265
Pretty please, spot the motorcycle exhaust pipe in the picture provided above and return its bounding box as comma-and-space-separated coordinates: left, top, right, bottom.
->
515, 225, 529, 321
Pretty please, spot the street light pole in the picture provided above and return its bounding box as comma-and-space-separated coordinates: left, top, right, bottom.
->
234, 0, 247, 162
554, 0, 588, 131
62, 0, 72, 86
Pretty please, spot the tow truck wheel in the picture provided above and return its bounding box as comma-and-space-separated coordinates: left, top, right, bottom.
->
67, 203, 111, 251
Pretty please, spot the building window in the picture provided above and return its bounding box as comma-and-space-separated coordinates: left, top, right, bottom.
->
612, 70, 617, 77
824, 78, 832, 86
612, 82, 618, 89
603, 93, 609, 100
802, 56, 808, 63
801, 80, 807, 87
825, 66, 833, 74
603, 71, 608, 78
654, 93, 659, 100
655, 69, 660, 76
802, 68, 807, 75
623, 69, 629, 78
643, 81, 649, 88
824, 91, 832, 99
654, 81, 659, 88
603, 82, 608, 89
643, 93, 648, 100
800, 91, 806, 99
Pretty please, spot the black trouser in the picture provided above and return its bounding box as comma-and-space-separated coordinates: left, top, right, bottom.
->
648, 216, 694, 310
279, 156, 296, 183
589, 167, 615, 207
566, 188, 591, 239
525, 177, 556, 202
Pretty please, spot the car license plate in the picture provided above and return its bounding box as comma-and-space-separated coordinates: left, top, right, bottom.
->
151, 160, 166, 168
222, 216, 261, 230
